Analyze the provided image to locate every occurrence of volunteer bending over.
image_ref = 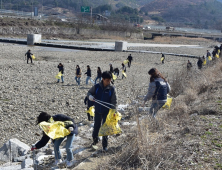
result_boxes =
[143,68,171,118]
[31,112,78,167]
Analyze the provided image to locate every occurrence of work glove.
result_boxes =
[31,145,37,151]
[69,127,74,132]
[89,95,95,101]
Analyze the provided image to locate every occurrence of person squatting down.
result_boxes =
[25,49,33,64]
[57,63,64,83]
[143,68,171,118]
[31,112,78,167]
[75,65,81,85]
[87,71,117,151]
[113,68,119,77]
[85,65,94,85]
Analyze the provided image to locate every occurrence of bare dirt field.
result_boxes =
[0,37,221,169]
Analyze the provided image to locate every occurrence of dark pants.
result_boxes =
[128,60,132,67]
[27,57,32,64]
[162,59,164,64]
[92,113,108,148]
[87,113,93,121]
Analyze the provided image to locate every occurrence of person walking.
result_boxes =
[121,63,126,79]
[85,65,94,85]
[127,54,133,67]
[161,53,165,64]
[25,49,33,64]
[94,67,102,84]
[31,112,78,167]
[206,50,212,61]
[142,68,171,118]
[187,60,192,70]
[197,57,203,69]
[75,65,81,85]
[87,71,117,151]
[109,64,113,73]
[57,63,64,83]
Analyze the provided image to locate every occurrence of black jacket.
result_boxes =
[110,66,113,73]
[97,70,102,78]
[85,68,91,77]
[58,65,64,74]
[87,81,117,115]
[197,59,203,67]
[127,55,133,61]
[84,96,94,108]
[25,51,33,58]
[76,68,81,76]
[35,114,78,149]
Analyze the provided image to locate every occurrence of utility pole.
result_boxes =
[91,6,92,25]
[1,0,2,10]
[42,0,43,18]
[31,1,33,18]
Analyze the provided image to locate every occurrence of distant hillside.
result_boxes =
[141,0,222,29]
[141,0,213,12]
[2,0,153,12]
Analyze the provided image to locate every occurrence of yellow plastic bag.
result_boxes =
[122,70,127,78]
[55,72,62,79]
[203,59,206,65]
[39,121,72,139]
[31,55,35,60]
[218,49,220,54]
[86,106,95,117]
[208,56,212,61]
[99,109,122,136]
[112,73,117,80]
[161,57,164,61]
[162,95,173,109]
[123,59,129,64]
[216,54,219,58]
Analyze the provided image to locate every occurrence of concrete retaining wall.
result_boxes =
[0,27,143,39]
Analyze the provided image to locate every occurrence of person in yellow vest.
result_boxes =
[31,112,78,167]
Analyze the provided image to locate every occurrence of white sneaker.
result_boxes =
[66,160,76,168]
[54,159,62,166]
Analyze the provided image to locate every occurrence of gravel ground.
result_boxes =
[0,38,214,147]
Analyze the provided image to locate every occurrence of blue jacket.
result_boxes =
[144,78,170,103]
[87,81,117,114]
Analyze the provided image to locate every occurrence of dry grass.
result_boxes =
[100,54,222,169]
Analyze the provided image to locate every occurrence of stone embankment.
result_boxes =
[0,27,144,39]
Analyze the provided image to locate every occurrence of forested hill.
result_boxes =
[1,0,154,11]
[141,0,222,29]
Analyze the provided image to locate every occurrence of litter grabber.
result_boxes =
[31,144,37,170]
[94,99,115,108]
[94,100,112,110]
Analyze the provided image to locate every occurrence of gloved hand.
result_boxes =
[31,145,36,151]
[69,127,74,132]
[89,95,95,101]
